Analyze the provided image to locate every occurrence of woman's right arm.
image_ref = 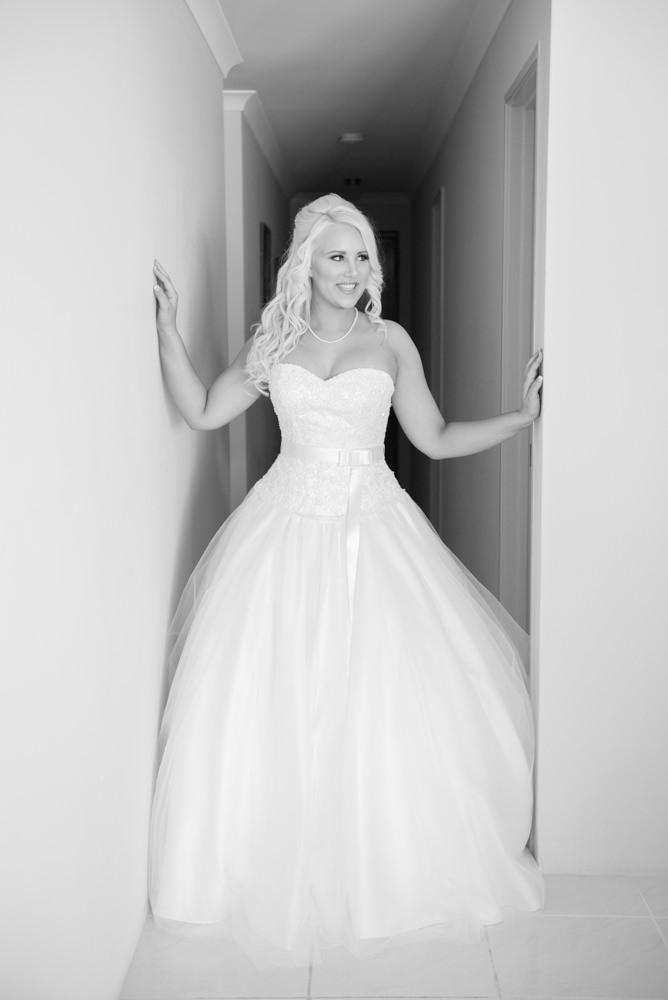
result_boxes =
[153,260,260,430]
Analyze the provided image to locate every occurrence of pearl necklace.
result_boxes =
[307,309,358,344]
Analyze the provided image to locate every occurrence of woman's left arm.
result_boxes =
[389,322,542,460]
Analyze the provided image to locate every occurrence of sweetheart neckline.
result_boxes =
[276,362,395,388]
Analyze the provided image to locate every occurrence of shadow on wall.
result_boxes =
[156,243,231,717]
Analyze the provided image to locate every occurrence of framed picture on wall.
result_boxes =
[260,222,272,305]
[379,231,399,321]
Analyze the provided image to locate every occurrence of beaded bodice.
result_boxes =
[252,364,404,517]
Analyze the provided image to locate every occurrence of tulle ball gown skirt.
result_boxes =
[148,365,544,967]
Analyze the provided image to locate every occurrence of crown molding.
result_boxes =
[224,90,294,197]
[182,0,242,77]
[223,90,255,113]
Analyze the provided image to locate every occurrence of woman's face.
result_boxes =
[309,222,371,310]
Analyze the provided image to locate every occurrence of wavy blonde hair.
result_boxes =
[246,194,385,393]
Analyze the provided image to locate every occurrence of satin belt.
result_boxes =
[280,441,385,616]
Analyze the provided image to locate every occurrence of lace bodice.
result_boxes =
[252,364,405,517]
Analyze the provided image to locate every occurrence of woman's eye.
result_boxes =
[328,253,368,262]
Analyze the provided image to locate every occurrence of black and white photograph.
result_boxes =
[1,2,667,999]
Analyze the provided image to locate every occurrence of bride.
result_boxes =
[148,193,544,967]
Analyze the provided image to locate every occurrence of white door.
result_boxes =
[500,61,537,634]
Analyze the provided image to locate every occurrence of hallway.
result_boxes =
[122,875,668,998]
[2,1,668,999]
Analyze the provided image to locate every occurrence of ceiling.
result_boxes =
[221,0,511,197]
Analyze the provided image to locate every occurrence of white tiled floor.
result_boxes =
[119,875,668,1000]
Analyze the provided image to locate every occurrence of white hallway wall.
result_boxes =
[0,1,235,997]
[536,0,668,872]
[414,0,668,872]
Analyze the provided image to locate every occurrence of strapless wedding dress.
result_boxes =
[148,363,544,967]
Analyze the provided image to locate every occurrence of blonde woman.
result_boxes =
[149,194,544,967]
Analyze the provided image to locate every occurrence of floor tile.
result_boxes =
[542,875,647,917]
[119,918,309,999]
[488,914,668,999]
[310,937,496,997]
[632,876,668,919]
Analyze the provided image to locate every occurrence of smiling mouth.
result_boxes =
[337,283,358,293]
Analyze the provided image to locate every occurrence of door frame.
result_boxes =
[500,54,539,635]
[501,44,549,861]
[430,186,446,533]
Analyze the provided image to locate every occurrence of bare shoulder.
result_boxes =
[384,320,423,373]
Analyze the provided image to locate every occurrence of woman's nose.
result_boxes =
[344,257,358,276]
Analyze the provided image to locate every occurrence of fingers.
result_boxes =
[523,370,542,395]
[153,263,170,287]
[525,347,543,374]
[524,369,543,391]
[520,374,543,423]
[153,258,170,279]
[153,259,177,296]
[523,375,543,411]
[153,259,179,335]
[522,348,543,400]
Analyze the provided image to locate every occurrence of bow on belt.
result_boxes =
[280,441,384,616]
